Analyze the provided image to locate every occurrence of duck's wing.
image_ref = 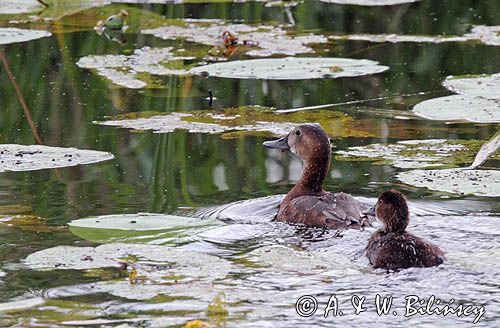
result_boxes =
[278,192,374,229]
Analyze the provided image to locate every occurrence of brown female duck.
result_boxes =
[366,190,445,270]
[263,124,374,229]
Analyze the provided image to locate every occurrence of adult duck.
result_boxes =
[263,123,374,229]
[366,190,445,270]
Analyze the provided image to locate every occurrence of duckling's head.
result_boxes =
[263,124,331,163]
[120,10,129,17]
[375,189,409,233]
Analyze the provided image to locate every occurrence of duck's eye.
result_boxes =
[295,130,301,136]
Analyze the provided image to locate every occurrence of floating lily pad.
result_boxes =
[0,144,114,172]
[143,20,327,57]
[336,139,494,169]
[68,213,223,244]
[398,169,500,197]
[329,25,500,46]
[0,28,51,45]
[24,243,232,280]
[319,0,418,5]
[76,47,193,89]
[443,73,500,101]
[0,0,43,14]
[412,95,500,123]
[189,57,388,80]
[97,106,374,138]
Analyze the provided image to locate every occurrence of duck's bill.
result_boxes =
[362,206,376,217]
[263,136,290,150]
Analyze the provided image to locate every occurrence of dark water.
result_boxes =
[0,0,499,327]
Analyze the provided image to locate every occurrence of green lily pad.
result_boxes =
[76,47,194,89]
[329,25,500,46]
[443,73,500,101]
[0,144,114,172]
[68,213,223,244]
[398,169,500,197]
[319,0,418,5]
[24,243,233,280]
[336,139,495,169]
[468,132,500,169]
[96,106,375,138]
[143,20,327,57]
[0,0,43,14]
[0,28,51,45]
[412,95,500,123]
[189,57,389,80]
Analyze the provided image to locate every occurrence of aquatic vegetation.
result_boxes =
[413,72,500,123]
[0,28,51,45]
[468,132,500,169]
[68,213,223,244]
[143,20,327,57]
[443,73,500,101]
[76,46,194,89]
[336,139,496,169]
[189,57,389,80]
[329,25,500,46]
[398,169,500,197]
[0,144,114,172]
[0,0,43,14]
[320,0,418,5]
[24,243,233,279]
[96,106,374,138]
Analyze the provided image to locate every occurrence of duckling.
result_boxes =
[366,190,445,270]
[263,124,374,229]
[100,10,129,31]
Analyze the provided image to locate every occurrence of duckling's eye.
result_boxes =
[295,130,301,136]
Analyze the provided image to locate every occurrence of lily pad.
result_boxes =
[412,95,500,123]
[329,25,500,46]
[0,28,51,45]
[443,73,500,101]
[0,0,43,14]
[189,57,389,80]
[468,132,500,169]
[97,106,374,138]
[335,139,494,169]
[24,243,232,280]
[398,169,500,197]
[319,0,418,5]
[143,20,327,57]
[0,144,114,172]
[76,46,193,89]
[68,213,223,244]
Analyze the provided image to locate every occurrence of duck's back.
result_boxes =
[277,192,373,229]
[366,230,444,270]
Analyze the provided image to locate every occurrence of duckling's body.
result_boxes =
[366,190,444,270]
[264,124,373,229]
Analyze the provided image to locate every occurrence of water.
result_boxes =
[0,0,499,327]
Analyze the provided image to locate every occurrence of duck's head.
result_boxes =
[120,10,129,17]
[263,124,331,163]
[374,189,409,233]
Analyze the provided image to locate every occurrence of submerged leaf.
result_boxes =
[0,28,51,45]
[189,57,389,80]
[398,169,500,197]
[0,144,114,172]
[412,95,500,123]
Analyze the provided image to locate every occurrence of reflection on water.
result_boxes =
[0,0,499,326]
